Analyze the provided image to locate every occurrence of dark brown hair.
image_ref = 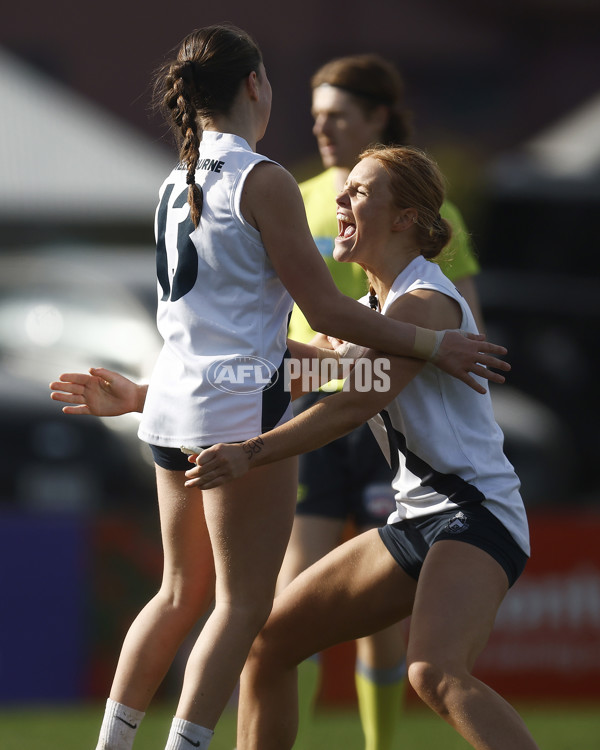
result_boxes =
[153,25,263,226]
[311,54,412,146]
[361,145,451,259]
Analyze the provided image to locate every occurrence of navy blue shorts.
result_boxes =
[379,504,528,588]
[149,444,198,471]
[294,391,396,527]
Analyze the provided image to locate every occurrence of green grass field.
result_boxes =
[1,702,599,750]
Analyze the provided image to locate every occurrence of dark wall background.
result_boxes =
[3,0,599,176]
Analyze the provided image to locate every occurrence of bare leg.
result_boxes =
[109,466,215,710]
[174,456,298,730]
[237,529,417,750]
[277,514,345,591]
[276,515,346,742]
[352,519,406,675]
[407,541,539,750]
[353,523,407,750]
[281,516,407,750]
[355,625,406,675]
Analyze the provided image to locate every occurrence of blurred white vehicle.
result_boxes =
[0,245,162,512]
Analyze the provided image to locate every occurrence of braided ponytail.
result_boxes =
[167,60,204,226]
[152,25,263,227]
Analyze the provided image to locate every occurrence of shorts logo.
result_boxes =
[445,511,470,534]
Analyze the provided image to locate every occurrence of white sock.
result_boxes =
[96,698,145,750]
[165,717,214,750]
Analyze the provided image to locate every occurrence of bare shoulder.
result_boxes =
[242,161,304,228]
[245,160,299,195]
[386,287,462,330]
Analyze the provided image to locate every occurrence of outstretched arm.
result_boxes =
[49,367,147,416]
[185,286,495,489]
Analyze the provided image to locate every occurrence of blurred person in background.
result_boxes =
[284,53,484,750]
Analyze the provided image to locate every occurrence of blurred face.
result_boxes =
[311,85,386,170]
[333,156,396,264]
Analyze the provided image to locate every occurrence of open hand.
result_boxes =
[49,367,145,416]
[435,331,510,394]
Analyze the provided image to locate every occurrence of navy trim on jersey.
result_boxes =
[380,409,486,507]
[261,349,292,433]
[156,183,175,301]
[380,410,400,475]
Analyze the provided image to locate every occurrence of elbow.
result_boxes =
[336,393,378,434]
[304,310,329,335]
[302,295,342,335]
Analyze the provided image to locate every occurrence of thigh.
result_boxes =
[155,465,216,602]
[408,540,509,671]
[264,529,417,667]
[277,514,347,589]
[202,456,299,603]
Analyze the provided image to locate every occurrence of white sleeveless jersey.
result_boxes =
[138,132,294,447]
[366,256,530,556]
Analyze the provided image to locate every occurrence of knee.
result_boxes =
[245,621,285,680]
[233,595,274,641]
[231,581,280,634]
[407,659,454,715]
[157,580,214,624]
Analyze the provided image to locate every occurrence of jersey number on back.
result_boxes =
[156,183,200,302]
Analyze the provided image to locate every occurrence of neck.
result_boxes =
[203,99,260,151]
[364,251,421,309]
[203,120,257,151]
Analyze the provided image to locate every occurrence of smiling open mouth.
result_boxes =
[337,215,356,238]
